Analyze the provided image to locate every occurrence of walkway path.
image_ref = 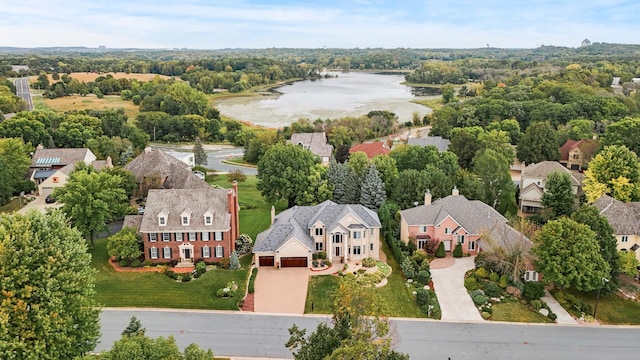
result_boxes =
[542,289,578,325]
[430,256,484,322]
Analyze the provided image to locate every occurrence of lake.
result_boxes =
[215,72,435,128]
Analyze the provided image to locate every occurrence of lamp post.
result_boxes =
[593,277,609,320]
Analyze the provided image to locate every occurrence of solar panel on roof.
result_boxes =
[36,157,60,165]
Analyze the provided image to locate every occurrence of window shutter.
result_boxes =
[169,248,173,258]
[222,247,224,258]
[149,248,153,258]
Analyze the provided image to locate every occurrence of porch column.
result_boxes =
[328,233,333,262]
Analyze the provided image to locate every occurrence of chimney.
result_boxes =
[271,205,275,225]
[424,190,432,206]
[452,187,459,196]
[144,146,152,153]
[36,143,44,150]
[105,156,113,168]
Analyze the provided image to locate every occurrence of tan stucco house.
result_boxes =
[593,195,640,261]
[519,161,582,213]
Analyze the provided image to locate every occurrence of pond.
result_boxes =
[215,72,435,128]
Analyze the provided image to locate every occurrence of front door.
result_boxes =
[444,240,452,252]
[334,246,341,257]
[184,248,191,259]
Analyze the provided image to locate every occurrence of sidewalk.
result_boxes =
[542,290,578,325]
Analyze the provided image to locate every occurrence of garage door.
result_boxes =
[280,257,308,268]
[259,256,274,267]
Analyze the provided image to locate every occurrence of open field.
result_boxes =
[31,72,174,84]
[42,94,140,118]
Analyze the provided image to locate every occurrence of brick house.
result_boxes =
[124,182,239,264]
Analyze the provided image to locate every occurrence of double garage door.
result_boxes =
[258,256,307,267]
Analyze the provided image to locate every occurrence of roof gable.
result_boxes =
[349,142,390,158]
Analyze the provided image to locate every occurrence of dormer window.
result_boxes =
[181,210,191,226]
[158,211,168,227]
[204,210,213,226]
[182,216,189,226]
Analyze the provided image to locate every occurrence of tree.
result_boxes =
[235,234,253,255]
[516,121,560,164]
[371,154,398,192]
[583,145,640,203]
[244,130,279,164]
[0,138,31,204]
[618,250,640,277]
[257,144,319,207]
[449,127,482,169]
[193,136,208,166]
[107,227,142,266]
[0,116,49,147]
[121,316,145,337]
[472,148,515,211]
[441,83,456,104]
[390,169,430,209]
[359,164,387,210]
[533,218,610,291]
[300,164,333,205]
[229,250,240,270]
[346,151,369,177]
[54,168,128,248]
[571,205,620,292]
[286,276,408,360]
[0,210,100,359]
[327,159,350,203]
[541,171,575,219]
[601,117,640,156]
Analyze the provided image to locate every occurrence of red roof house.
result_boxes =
[349,142,390,159]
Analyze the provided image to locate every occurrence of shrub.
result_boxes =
[453,243,463,258]
[523,281,545,301]
[425,239,440,256]
[362,257,376,267]
[407,241,417,255]
[473,295,488,305]
[142,260,152,267]
[130,259,141,268]
[489,272,499,282]
[196,261,207,273]
[411,250,428,265]
[481,312,492,320]
[401,257,417,279]
[227,169,247,183]
[312,260,319,268]
[229,251,240,270]
[548,311,557,321]
[235,234,253,255]
[118,259,128,267]
[419,259,431,271]
[182,273,191,282]
[322,259,332,267]
[168,259,179,267]
[416,288,430,306]
[470,289,485,298]
[499,275,509,288]
[481,305,492,314]
[435,242,446,258]
[464,276,480,291]
[506,286,522,299]
[476,267,489,279]
[357,268,366,274]
[248,268,258,294]
[530,299,543,311]
[416,270,431,285]
[484,282,502,297]
[218,258,230,269]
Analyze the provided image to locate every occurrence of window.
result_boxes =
[622,235,629,243]
[162,233,170,242]
[524,270,539,282]
[315,228,323,236]
[202,232,209,241]
[417,239,426,250]
[468,241,476,251]
[444,228,451,234]
[205,216,212,225]
[370,228,374,235]
[315,242,323,251]
[214,231,223,241]
[149,233,157,242]
[457,235,465,244]
[202,246,211,258]
[150,247,158,259]
[352,231,362,239]
[420,226,427,233]
[163,247,171,259]
[175,232,183,242]
[353,246,361,255]
[333,235,342,243]
[215,245,223,258]
[370,243,374,251]
[159,217,166,226]
[182,216,189,226]
[188,232,196,241]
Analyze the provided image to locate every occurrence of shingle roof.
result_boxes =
[349,142,390,158]
[480,221,533,252]
[254,201,381,252]
[139,188,232,233]
[123,215,143,232]
[287,132,333,157]
[523,161,581,187]
[400,194,507,234]
[125,150,209,190]
[593,195,640,236]
[559,139,600,162]
[407,136,450,152]
[31,148,91,167]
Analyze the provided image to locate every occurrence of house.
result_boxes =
[124,149,210,193]
[593,195,640,261]
[407,136,450,152]
[287,132,333,165]
[29,146,111,196]
[559,139,599,171]
[400,188,523,256]
[253,201,381,268]
[164,150,195,167]
[349,142,390,159]
[123,182,240,265]
[519,161,582,213]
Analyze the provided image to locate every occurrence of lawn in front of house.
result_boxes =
[555,289,640,325]
[91,237,252,309]
[0,198,23,214]
[490,300,552,323]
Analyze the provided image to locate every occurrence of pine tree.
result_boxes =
[193,136,208,166]
[229,251,240,270]
[359,165,387,210]
[343,169,362,204]
[122,316,146,337]
[327,158,349,203]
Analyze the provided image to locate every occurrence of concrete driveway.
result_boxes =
[254,267,310,314]
[431,256,484,322]
[17,195,62,215]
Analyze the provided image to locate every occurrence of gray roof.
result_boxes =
[407,137,450,152]
[31,148,91,167]
[523,161,581,187]
[593,195,640,236]
[287,132,333,157]
[139,188,232,233]
[123,215,143,232]
[254,200,381,252]
[480,221,533,252]
[400,194,507,234]
[125,150,209,190]
[33,169,56,179]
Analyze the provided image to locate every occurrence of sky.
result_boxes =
[1,0,639,49]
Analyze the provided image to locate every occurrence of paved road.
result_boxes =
[99,309,640,359]
[13,77,33,110]
[151,146,257,175]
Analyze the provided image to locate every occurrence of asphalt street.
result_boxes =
[13,77,33,110]
[151,146,257,175]
[99,309,640,359]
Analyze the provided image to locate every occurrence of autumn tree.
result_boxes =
[0,210,101,359]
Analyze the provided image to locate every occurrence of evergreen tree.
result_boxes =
[122,316,146,337]
[193,136,208,166]
[359,164,387,210]
[229,251,240,270]
[327,159,349,203]
[343,169,361,204]
[517,121,560,164]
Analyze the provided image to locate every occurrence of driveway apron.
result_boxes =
[431,256,484,321]
[254,267,309,314]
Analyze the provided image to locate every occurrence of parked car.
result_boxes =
[137,206,145,215]
[45,194,56,203]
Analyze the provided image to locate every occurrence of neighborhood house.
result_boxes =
[253,200,381,268]
[287,132,334,165]
[593,194,640,261]
[519,161,582,213]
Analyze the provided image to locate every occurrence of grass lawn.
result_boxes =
[0,198,23,214]
[304,240,425,318]
[91,237,252,309]
[559,290,640,325]
[223,158,257,167]
[411,98,443,111]
[490,301,552,323]
[42,94,140,119]
[208,175,286,240]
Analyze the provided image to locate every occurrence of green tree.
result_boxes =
[359,164,387,210]
[0,138,31,204]
[300,164,333,206]
[193,136,208,166]
[346,151,369,177]
[516,121,560,164]
[121,316,145,337]
[54,168,128,248]
[243,130,279,164]
[571,205,620,292]
[601,117,640,156]
[472,148,514,210]
[107,227,142,266]
[327,159,350,204]
[371,154,398,192]
[0,210,100,359]
[229,250,240,270]
[390,169,430,209]
[583,145,640,202]
[441,83,456,104]
[257,143,318,207]
[541,171,575,219]
[533,218,610,291]
[0,117,49,147]
[618,250,640,277]
[449,127,482,169]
